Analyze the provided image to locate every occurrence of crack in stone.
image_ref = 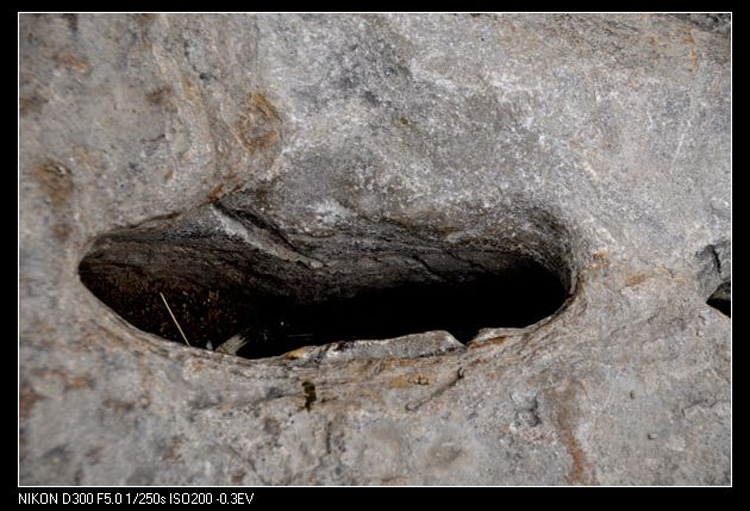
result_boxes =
[210,203,325,270]
[409,255,446,282]
[709,244,723,277]
[405,367,464,412]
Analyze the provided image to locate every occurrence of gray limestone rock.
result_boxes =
[20,13,730,485]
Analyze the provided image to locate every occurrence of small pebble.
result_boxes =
[647,432,658,440]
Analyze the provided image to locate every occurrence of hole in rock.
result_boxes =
[707,281,731,317]
[78,204,575,359]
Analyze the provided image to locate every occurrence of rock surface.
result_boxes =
[19,13,730,485]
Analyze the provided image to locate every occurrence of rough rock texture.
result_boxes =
[19,13,730,485]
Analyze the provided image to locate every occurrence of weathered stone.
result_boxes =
[284,331,466,364]
[20,13,730,485]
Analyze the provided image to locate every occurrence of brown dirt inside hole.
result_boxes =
[79,265,255,348]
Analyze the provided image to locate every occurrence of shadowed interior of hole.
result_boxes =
[232,265,567,358]
[78,209,574,359]
[707,297,730,317]
[80,255,569,359]
[707,281,731,317]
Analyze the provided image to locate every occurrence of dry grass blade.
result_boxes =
[159,291,191,347]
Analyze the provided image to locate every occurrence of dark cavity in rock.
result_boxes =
[78,201,575,359]
[706,281,731,317]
